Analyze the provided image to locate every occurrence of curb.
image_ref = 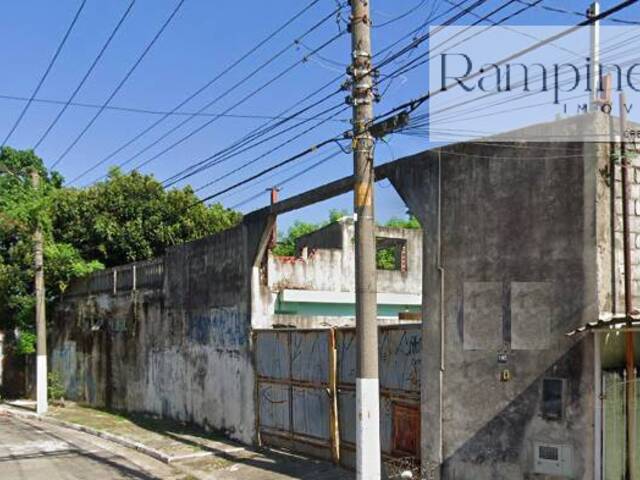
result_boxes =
[0,405,212,465]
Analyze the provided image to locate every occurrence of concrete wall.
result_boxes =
[51,221,268,444]
[269,218,421,294]
[385,138,598,479]
[255,219,423,329]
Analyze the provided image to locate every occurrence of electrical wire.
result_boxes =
[160,0,488,190]
[54,0,187,168]
[194,105,349,194]
[36,1,135,153]
[229,150,342,209]
[1,0,87,148]
[371,0,640,128]
[405,20,640,135]
[194,0,639,209]
[74,7,346,184]
[101,0,473,187]
[71,0,324,182]
[121,29,346,178]
[0,93,350,122]
[189,137,340,208]
[515,0,640,25]
[373,0,428,28]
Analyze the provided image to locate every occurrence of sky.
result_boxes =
[1,0,637,231]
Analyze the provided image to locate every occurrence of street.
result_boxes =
[0,414,176,479]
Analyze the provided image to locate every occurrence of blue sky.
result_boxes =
[1,0,636,230]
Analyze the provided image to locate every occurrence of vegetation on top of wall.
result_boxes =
[272,209,348,257]
[272,209,421,270]
[0,147,242,354]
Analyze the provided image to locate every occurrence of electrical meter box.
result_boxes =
[533,442,573,477]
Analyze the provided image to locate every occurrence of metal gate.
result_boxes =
[603,371,640,479]
[254,324,421,466]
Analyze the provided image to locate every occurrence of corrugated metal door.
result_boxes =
[255,329,338,461]
[603,371,640,479]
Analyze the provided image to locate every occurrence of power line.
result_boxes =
[99,0,470,187]
[1,0,87,148]
[53,0,187,168]
[373,0,428,28]
[0,92,350,122]
[377,0,533,85]
[230,150,343,209]
[35,1,136,152]
[515,0,640,25]
[163,88,345,188]
[371,0,640,128]
[74,4,345,184]
[70,0,324,181]
[196,0,638,209]
[159,0,483,189]
[190,137,339,208]
[403,12,640,132]
[193,105,349,194]
[123,30,346,177]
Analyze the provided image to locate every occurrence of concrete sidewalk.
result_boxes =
[1,401,354,480]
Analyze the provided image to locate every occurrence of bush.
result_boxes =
[48,370,65,402]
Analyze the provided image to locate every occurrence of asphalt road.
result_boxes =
[0,413,177,480]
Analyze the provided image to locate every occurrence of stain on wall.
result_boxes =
[51,223,260,444]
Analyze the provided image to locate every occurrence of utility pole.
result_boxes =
[589,1,601,109]
[619,92,637,480]
[31,170,48,415]
[267,187,280,249]
[349,1,381,478]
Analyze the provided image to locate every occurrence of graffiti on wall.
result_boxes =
[187,306,248,350]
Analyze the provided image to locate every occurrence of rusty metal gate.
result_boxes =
[254,324,421,467]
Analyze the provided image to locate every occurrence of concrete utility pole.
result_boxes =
[31,170,48,415]
[349,0,381,478]
[619,92,637,480]
[589,1,601,109]
[267,187,280,249]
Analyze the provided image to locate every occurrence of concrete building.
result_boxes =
[50,112,640,478]
[255,217,422,328]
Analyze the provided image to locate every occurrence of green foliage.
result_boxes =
[16,330,36,355]
[272,209,348,257]
[48,370,65,401]
[376,247,397,270]
[45,243,103,293]
[382,214,421,229]
[1,150,241,352]
[375,214,420,269]
[50,168,242,267]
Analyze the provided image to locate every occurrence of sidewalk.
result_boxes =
[1,401,353,480]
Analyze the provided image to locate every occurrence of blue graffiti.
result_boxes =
[187,307,248,348]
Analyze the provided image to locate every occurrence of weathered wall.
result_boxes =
[609,147,640,310]
[51,222,266,444]
[268,219,422,295]
[385,139,597,479]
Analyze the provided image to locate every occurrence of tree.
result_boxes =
[1,151,242,354]
[50,167,242,267]
[383,214,421,230]
[0,147,102,353]
[271,210,421,267]
[272,209,348,256]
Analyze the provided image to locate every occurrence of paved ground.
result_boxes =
[0,406,355,479]
[0,413,179,479]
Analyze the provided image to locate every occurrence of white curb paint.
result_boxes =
[36,355,48,415]
[356,377,381,480]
